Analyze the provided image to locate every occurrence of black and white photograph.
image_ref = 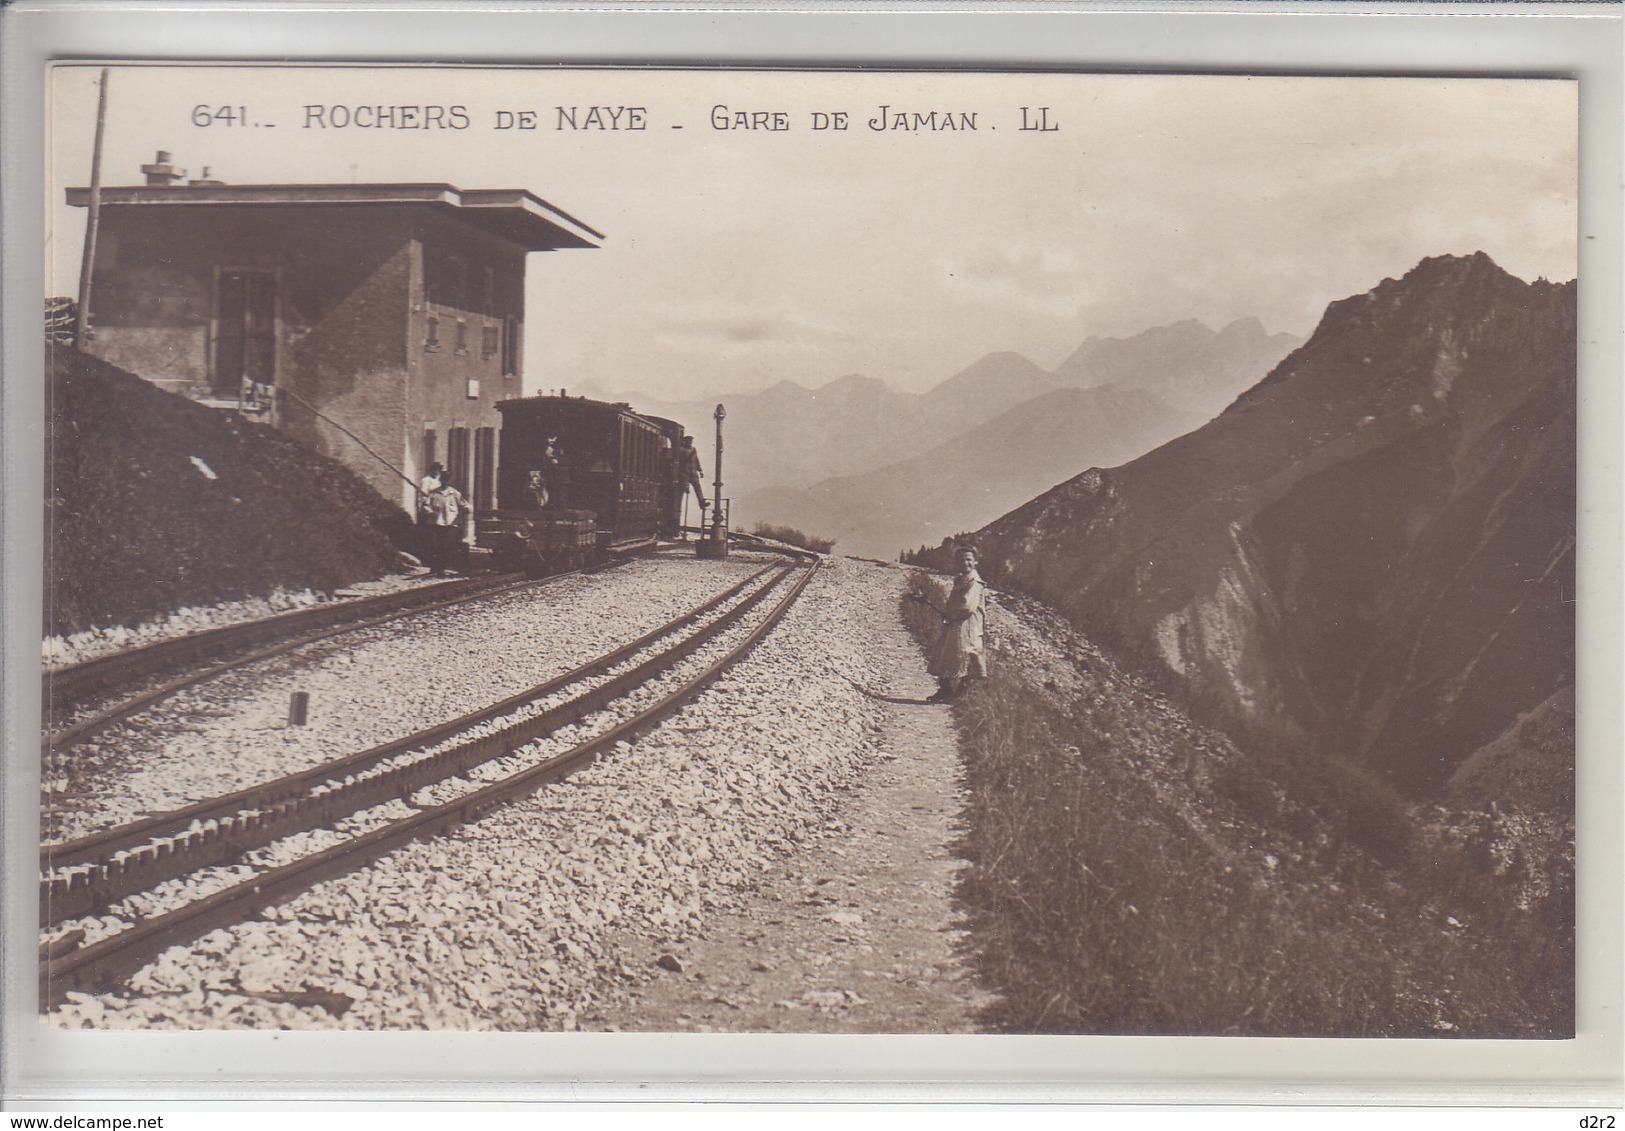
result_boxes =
[36,61,1581,1044]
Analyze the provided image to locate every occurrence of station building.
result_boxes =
[66,151,603,512]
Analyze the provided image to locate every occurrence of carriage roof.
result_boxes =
[495,394,679,436]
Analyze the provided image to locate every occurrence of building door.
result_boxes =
[474,427,496,510]
[215,270,277,399]
[447,427,470,493]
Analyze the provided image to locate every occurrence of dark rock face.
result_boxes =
[47,347,411,636]
[975,253,1575,797]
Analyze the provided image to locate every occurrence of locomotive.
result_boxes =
[476,394,710,573]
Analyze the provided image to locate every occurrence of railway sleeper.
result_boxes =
[45,574,526,717]
[39,566,796,928]
[43,564,778,873]
[40,561,817,1007]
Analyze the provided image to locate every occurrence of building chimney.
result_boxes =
[141,150,186,186]
[189,167,224,186]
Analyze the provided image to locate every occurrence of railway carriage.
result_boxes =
[479,394,693,573]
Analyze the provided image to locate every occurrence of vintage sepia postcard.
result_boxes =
[22,51,1604,1094]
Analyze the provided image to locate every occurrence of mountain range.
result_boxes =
[744,385,1204,560]
[588,317,1299,558]
[1057,316,1302,420]
[970,253,1575,800]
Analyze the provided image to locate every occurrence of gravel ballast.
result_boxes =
[48,556,917,1031]
[45,556,767,843]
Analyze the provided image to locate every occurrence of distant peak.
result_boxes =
[1129,320,1217,347]
[970,350,1043,368]
[1217,316,1266,337]
[817,373,889,396]
[762,379,811,396]
[947,351,1048,382]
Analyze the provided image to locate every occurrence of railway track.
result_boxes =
[40,553,818,1008]
[41,561,642,755]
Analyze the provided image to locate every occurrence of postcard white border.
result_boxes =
[2,0,1620,1108]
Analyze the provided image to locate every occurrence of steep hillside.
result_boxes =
[908,581,1571,1036]
[1055,317,1302,419]
[739,384,1201,560]
[974,253,1575,797]
[47,347,412,636]
[1445,686,1575,817]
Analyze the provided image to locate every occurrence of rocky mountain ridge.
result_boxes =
[971,253,1575,799]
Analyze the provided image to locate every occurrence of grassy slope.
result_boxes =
[47,347,413,637]
[904,575,1573,1037]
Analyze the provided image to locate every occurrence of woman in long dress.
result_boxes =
[926,544,988,703]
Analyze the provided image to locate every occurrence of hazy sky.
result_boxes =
[48,66,1577,400]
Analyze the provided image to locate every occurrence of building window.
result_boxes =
[481,324,499,360]
[424,249,443,307]
[501,316,519,377]
[466,376,481,399]
[421,428,437,478]
[425,247,466,309]
[454,319,468,355]
[425,315,440,351]
[453,259,469,310]
[215,269,277,398]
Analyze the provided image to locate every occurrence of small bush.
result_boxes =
[900,536,972,572]
[751,522,836,554]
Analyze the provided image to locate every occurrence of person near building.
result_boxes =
[426,475,469,576]
[416,462,445,572]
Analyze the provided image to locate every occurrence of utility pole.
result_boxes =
[73,68,110,352]
[698,402,729,559]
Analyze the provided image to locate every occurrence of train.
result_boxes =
[473,394,711,573]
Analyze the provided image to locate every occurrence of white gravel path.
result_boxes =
[49,557,911,1031]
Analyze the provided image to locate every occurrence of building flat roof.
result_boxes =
[65,182,604,251]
